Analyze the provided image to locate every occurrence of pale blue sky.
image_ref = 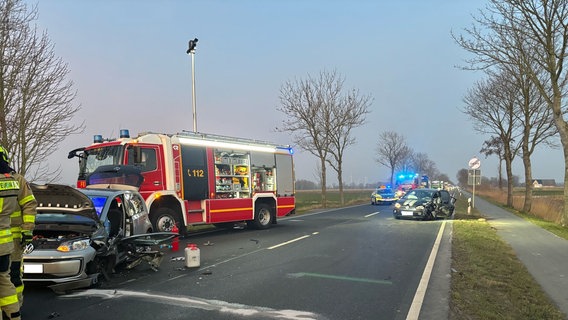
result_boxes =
[28,0,564,185]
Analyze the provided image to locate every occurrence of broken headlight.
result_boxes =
[57,239,90,252]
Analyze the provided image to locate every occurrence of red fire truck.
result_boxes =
[68,129,296,234]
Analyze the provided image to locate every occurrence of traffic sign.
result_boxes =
[468,169,481,185]
[468,157,481,170]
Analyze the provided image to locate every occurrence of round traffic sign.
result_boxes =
[468,157,481,169]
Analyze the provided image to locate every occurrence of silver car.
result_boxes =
[23,165,176,293]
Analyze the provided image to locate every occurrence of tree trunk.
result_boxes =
[503,141,514,207]
[320,157,327,208]
[338,166,344,205]
[498,158,503,190]
[522,152,533,213]
[551,94,568,226]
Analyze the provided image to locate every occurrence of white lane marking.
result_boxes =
[64,289,323,320]
[406,220,447,320]
[365,212,380,218]
[268,235,311,250]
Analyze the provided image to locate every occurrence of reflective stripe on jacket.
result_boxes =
[0,174,19,255]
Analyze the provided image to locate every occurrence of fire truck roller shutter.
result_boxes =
[275,153,294,196]
[180,144,209,200]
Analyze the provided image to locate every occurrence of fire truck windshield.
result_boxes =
[79,146,125,178]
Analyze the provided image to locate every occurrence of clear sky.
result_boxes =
[27,0,565,186]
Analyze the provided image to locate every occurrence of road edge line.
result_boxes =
[406,220,447,320]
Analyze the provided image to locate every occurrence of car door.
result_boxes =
[437,190,454,217]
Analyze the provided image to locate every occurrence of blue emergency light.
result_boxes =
[120,129,130,138]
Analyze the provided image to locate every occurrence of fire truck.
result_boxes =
[68,129,296,234]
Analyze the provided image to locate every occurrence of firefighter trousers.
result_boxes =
[9,242,23,307]
[0,254,19,320]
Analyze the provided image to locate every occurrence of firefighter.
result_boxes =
[0,146,22,320]
[3,151,35,307]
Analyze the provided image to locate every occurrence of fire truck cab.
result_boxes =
[68,130,296,234]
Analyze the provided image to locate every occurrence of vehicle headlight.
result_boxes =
[416,205,424,210]
[57,239,90,252]
[394,203,401,209]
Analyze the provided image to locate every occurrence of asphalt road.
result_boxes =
[22,203,448,320]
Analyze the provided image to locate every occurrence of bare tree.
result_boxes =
[278,69,371,206]
[462,71,522,207]
[514,67,558,212]
[411,152,438,178]
[480,136,505,190]
[0,0,83,182]
[375,131,412,187]
[326,85,372,205]
[454,0,568,225]
[277,70,333,207]
[456,168,469,187]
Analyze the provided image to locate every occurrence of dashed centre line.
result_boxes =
[268,232,317,250]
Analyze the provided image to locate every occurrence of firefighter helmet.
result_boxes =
[0,145,8,163]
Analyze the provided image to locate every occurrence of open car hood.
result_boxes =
[86,165,144,190]
[31,184,99,221]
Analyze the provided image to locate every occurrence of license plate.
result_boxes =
[23,264,43,274]
[401,211,413,216]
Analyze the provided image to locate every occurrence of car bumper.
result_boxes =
[393,209,424,219]
[23,248,96,283]
[372,197,398,204]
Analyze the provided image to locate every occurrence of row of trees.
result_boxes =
[374,131,451,187]
[453,0,568,225]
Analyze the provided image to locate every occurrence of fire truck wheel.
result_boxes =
[249,203,273,230]
[152,208,183,233]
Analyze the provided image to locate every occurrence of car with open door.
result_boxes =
[23,165,177,293]
[392,188,456,220]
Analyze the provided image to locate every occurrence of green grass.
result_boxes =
[450,197,565,320]
[515,211,568,240]
[475,192,568,240]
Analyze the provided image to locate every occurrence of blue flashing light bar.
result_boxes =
[120,129,130,138]
[93,135,103,143]
[276,146,294,155]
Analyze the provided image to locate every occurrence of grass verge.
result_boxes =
[450,196,565,320]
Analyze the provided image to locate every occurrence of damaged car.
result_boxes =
[23,165,177,293]
[392,188,456,220]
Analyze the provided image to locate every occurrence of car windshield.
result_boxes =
[376,188,393,194]
[80,145,124,178]
[403,189,435,200]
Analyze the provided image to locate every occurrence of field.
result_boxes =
[295,189,371,213]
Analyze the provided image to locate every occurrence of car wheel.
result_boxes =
[151,207,185,233]
[249,203,273,229]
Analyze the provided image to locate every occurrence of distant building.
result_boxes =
[532,179,556,188]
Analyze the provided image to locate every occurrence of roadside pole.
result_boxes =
[468,157,481,211]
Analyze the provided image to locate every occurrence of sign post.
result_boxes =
[468,157,481,210]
